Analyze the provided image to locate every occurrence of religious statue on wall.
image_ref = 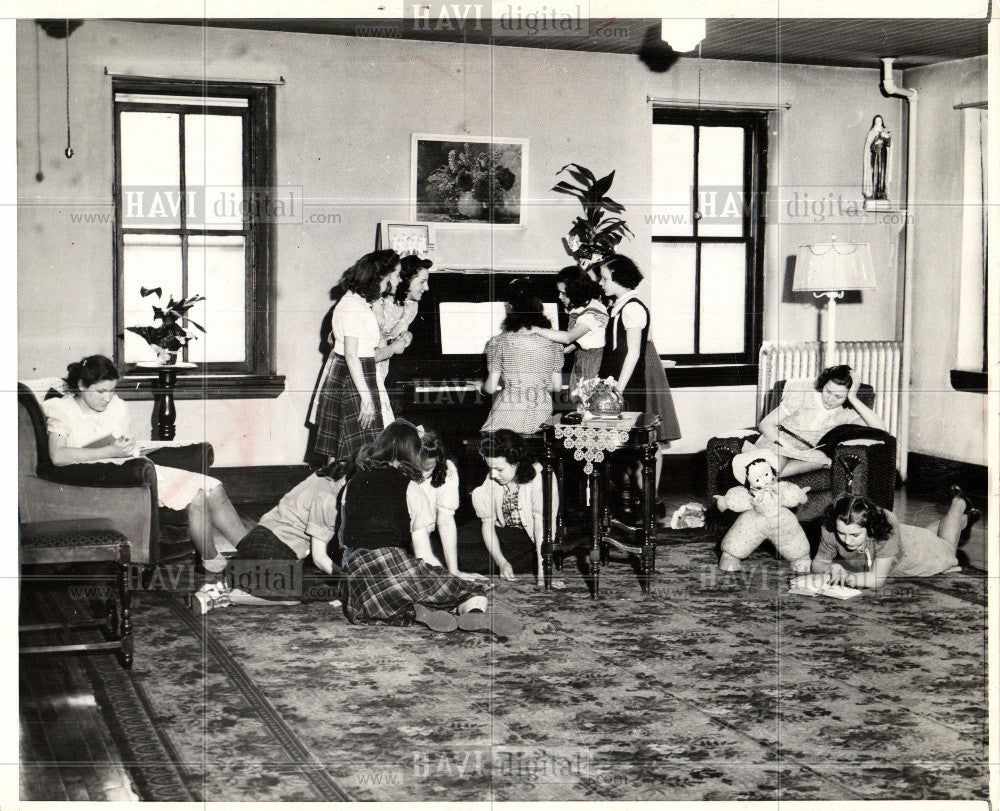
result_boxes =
[862,115,891,202]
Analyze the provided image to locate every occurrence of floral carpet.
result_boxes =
[107,540,987,802]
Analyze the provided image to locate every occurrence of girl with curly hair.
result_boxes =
[311,250,403,463]
[371,254,432,399]
[481,286,563,435]
[469,430,561,588]
[809,489,979,589]
[338,420,518,637]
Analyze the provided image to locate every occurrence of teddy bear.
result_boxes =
[714,445,811,573]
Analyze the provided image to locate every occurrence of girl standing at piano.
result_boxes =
[597,254,650,409]
[530,268,608,400]
[372,255,432,411]
[312,250,405,464]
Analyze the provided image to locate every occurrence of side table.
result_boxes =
[135,361,198,441]
[542,413,659,596]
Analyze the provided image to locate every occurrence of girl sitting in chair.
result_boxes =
[44,355,246,573]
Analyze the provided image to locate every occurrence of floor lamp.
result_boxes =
[793,240,876,370]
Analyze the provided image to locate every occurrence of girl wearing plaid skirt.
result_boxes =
[312,250,407,464]
[339,420,520,637]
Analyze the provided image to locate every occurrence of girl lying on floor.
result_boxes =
[339,419,521,638]
[211,460,352,607]
[806,489,981,589]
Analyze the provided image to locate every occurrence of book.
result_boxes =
[788,575,863,600]
[83,434,118,449]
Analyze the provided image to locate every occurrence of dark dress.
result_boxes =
[599,297,649,412]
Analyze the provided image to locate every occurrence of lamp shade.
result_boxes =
[793,241,876,292]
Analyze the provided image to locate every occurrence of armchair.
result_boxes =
[18,381,214,566]
[706,379,896,523]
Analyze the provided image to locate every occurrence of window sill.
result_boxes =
[950,370,987,393]
[117,372,286,400]
[661,363,758,388]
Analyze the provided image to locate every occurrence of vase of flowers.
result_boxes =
[126,287,205,365]
[573,376,624,418]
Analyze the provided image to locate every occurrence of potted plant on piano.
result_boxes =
[125,287,205,365]
[552,163,633,268]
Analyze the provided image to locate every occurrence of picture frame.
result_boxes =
[379,221,435,259]
[410,133,528,228]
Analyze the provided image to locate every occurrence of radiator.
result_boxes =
[758,341,902,463]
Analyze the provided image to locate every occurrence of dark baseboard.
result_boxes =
[906,452,988,499]
[211,464,313,506]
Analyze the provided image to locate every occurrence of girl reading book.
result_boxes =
[809,489,980,589]
[44,355,247,572]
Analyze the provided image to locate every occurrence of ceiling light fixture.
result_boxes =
[660,18,706,53]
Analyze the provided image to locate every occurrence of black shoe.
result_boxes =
[950,484,982,529]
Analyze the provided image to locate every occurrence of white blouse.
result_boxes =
[331,291,380,358]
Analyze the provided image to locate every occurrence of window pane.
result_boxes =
[185,114,244,229]
[699,243,746,354]
[122,234,183,363]
[186,235,247,363]
[649,242,696,354]
[698,127,745,237]
[651,124,694,236]
[120,112,180,229]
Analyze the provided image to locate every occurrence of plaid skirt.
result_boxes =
[341,547,486,626]
[313,355,386,461]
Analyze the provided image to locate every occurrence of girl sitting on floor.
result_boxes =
[807,489,981,589]
[418,429,488,584]
[470,430,562,589]
[339,419,519,637]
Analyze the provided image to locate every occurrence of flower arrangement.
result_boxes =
[572,376,624,417]
[424,144,518,220]
[126,287,205,364]
[552,163,633,267]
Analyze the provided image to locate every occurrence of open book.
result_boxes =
[788,575,863,600]
[774,425,827,462]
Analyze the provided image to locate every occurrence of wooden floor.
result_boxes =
[18,479,987,801]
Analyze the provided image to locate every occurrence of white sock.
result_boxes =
[202,553,228,573]
[457,595,488,614]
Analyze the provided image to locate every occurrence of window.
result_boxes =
[650,108,767,383]
[112,78,282,395]
[952,104,987,392]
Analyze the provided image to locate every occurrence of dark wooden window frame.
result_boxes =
[651,107,768,387]
[112,76,283,400]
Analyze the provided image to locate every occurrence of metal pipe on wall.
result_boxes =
[880,57,917,482]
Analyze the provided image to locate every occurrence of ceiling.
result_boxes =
[147,16,988,70]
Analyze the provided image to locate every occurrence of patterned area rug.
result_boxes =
[113,540,986,802]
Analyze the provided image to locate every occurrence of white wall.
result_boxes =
[18,20,917,464]
[903,56,989,466]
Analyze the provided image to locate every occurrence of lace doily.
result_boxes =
[554,423,632,474]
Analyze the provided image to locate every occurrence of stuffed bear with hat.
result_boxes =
[714,444,812,572]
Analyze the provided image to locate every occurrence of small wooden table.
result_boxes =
[135,361,197,441]
[541,413,659,596]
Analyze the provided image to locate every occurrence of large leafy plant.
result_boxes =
[126,287,205,358]
[552,163,633,266]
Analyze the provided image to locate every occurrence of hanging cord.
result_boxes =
[34,23,43,180]
[63,19,73,159]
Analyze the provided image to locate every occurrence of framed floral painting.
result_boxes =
[411,134,527,227]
